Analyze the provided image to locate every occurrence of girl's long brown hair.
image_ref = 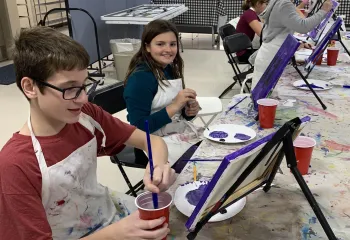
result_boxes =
[242,0,268,10]
[124,19,184,88]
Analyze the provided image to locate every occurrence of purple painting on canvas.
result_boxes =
[251,34,300,111]
[307,0,339,41]
[305,17,342,73]
[185,116,311,231]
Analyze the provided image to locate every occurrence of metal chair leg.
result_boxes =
[125,180,144,196]
[203,114,218,128]
[219,82,237,99]
[111,156,137,197]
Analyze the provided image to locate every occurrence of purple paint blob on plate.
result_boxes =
[185,184,208,206]
[234,133,251,141]
[298,83,325,89]
[209,131,228,139]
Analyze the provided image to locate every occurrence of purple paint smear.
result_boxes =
[209,131,228,139]
[234,133,251,141]
[185,184,208,206]
[297,83,324,89]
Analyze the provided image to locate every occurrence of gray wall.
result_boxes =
[68,0,149,65]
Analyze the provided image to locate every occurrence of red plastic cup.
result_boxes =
[135,192,173,240]
[300,9,307,16]
[257,99,279,129]
[312,46,323,65]
[293,136,316,175]
[327,47,339,66]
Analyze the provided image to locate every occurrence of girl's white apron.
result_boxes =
[151,79,203,165]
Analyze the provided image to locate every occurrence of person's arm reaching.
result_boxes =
[125,71,197,133]
[280,0,332,34]
[244,10,262,36]
[124,128,176,193]
[249,20,263,36]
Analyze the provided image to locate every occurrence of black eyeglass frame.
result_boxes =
[34,77,100,100]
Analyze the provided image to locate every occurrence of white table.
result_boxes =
[101,4,188,51]
[101,4,188,25]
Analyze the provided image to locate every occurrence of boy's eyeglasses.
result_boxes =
[34,77,100,100]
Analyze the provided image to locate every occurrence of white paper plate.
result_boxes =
[204,124,256,144]
[293,79,332,91]
[174,181,246,222]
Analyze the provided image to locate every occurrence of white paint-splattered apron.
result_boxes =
[151,79,203,166]
[251,34,288,90]
[28,113,137,239]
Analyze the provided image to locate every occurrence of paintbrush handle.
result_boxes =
[193,163,197,182]
[144,121,154,177]
[226,96,248,114]
[152,193,158,209]
[182,159,222,162]
[144,120,158,209]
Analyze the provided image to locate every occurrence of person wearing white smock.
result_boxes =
[0,26,176,240]
[251,0,333,90]
[124,20,203,167]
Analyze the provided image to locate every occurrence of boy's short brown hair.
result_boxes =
[12,26,90,96]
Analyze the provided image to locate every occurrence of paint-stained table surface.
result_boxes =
[167,63,350,240]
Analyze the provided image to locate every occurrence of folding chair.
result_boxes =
[194,97,223,129]
[88,82,146,197]
[219,24,252,69]
[219,23,236,40]
[219,33,255,98]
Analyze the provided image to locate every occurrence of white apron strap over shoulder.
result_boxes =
[27,115,51,207]
[79,112,106,147]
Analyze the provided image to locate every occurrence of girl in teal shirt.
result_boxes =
[124,20,203,166]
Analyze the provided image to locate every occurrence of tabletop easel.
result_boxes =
[186,117,337,240]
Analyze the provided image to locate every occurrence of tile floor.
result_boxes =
[0,32,245,194]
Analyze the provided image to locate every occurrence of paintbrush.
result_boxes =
[182,159,222,162]
[327,83,350,88]
[193,162,197,182]
[225,96,248,115]
[144,120,158,209]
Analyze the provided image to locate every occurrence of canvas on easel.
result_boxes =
[304,16,343,75]
[307,0,339,42]
[288,17,343,111]
[251,34,300,111]
[185,116,338,240]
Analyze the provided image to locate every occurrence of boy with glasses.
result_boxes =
[0,26,175,240]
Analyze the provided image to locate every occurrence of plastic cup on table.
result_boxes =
[257,99,279,129]
[327,47,340,66]
[293,136,316,175]
[135,191,173,240]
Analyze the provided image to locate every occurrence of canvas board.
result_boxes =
[185,117,310,231]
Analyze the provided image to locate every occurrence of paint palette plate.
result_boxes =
[204,124,256,144]
[293,79,332,91]
[174,181,246,222]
